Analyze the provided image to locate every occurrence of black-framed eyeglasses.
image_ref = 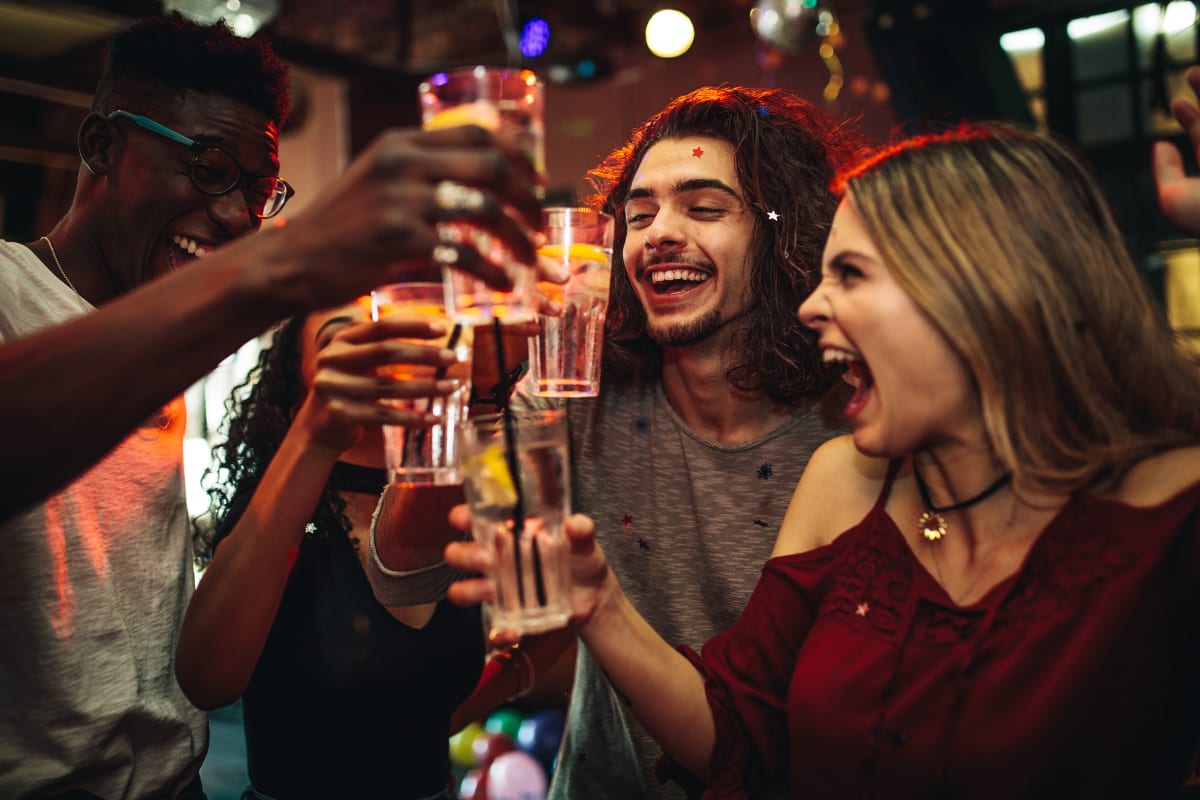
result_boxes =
[108,110,295,219]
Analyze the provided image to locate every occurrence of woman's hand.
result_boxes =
[295,315,460,455]
[445,506,617,632]
[1154,65,1200,236]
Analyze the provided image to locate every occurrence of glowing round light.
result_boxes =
[645,9,695,58]
[520,17,551,58]
[751,0,823,54]
[230,13,258,36]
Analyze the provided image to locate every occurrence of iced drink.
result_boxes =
[420,67,544,322]
[529,207,615,397]
[461,411,572,637]
[370,283,474,485]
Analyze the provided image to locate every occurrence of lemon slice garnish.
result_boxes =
[424,103,501,131]
[466,444,518,507]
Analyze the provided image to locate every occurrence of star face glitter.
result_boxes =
[692,145,704,158]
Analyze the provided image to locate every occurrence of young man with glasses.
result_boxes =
[0,13,543,800]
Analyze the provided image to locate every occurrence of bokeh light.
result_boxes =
[645,9,695,58]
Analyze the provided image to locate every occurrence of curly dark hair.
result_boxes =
[589,85,869,406]
[194,315,348,566]
[92,12,291,128]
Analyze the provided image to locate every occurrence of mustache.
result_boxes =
[638,252,714,277]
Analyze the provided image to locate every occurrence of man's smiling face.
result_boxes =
[621,136,756,348]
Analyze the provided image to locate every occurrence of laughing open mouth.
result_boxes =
[649,268,709,295]
[168,235,211,271]
[824,349,874,416]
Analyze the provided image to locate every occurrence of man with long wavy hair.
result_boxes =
[456,86,868,799]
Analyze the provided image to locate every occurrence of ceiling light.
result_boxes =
[645,9,695,58]
[999,27,1045,53]
[162,0,279,37]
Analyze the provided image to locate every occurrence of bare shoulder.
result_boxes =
[772,435,890,558]
[1111,445,1200,506]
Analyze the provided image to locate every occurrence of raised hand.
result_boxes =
[243,124,548,316]
[445,507,616,632]
[293,314,460,456]
[1154,65,1200,236]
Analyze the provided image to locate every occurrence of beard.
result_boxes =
[645,309,723,347]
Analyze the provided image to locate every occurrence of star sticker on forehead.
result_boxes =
[692,146,704,158]
[767,210,780,222]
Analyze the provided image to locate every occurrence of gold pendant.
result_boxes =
[919,510,947,542]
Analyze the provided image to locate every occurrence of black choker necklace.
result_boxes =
[912,462,1012,542]
[327,462,388,495]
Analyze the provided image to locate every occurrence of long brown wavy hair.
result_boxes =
[589,85,869,406]
[194,315,349,566]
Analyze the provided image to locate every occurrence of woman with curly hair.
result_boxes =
[176,301,521,799]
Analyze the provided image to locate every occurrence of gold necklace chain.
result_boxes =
[41,236,82,301]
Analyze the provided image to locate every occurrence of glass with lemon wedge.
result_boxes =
[460,410,572,637]
[531,208,614,397]
[418,66,544,323]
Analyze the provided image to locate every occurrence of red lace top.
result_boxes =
[683,464,1200,799]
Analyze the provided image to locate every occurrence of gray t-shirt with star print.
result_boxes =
[518,378,843,799]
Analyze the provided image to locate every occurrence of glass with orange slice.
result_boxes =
[418,66,545,323]
[369,282,474,485]
[530,208,615,397]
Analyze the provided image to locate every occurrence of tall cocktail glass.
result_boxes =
[530,207,614,397]
[460,410,572,637]
[419,66,544,323]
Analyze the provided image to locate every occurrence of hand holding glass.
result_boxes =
[460,410,572,638]
[420,66,545,322]
[370,282,473,486]
[531,207,614,397]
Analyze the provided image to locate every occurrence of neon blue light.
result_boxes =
[520,18,551,58]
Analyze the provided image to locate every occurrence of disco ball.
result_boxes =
[750,0,829,55]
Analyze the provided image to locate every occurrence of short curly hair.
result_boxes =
[92,12,290,128]
[590,85,869,406]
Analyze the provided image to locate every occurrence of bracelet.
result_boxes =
[494,644,535,699]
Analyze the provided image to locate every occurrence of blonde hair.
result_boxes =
[841,124,1200,493]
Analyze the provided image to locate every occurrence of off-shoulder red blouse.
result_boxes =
[682,466,1200,799]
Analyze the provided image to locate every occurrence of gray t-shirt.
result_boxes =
[522,379,843,799]
[0,241,207,799]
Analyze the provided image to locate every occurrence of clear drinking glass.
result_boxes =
[419,66,545,323]
[530,207,614,397]
[460,410,572,637]
[370,282,474,485]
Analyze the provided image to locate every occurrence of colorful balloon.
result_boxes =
[460,768,487,800]
[515,709,565,772]
[484,706,525,741]
[486,750,547,800]
[473,731,517,770]
[449,721,485,769]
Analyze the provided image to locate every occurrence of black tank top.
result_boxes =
[218,500,484,799]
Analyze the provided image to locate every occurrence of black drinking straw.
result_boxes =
[492,317,545,607]
[407,323,463,459]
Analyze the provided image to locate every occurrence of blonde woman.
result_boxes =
[450,123,1200,797]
